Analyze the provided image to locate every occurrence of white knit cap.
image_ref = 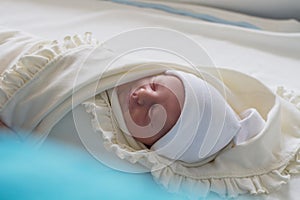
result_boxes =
[151,70,241,163]
[111,70,242,163]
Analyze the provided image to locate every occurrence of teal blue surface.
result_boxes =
[0,134,188,200]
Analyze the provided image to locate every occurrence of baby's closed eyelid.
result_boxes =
[149,82,157,91]
[149,77,158,91]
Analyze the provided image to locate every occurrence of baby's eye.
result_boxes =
[150,77,158,91]
[150,82,156,91]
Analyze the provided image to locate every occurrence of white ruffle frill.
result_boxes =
[0,32,98,110]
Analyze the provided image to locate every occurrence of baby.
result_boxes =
[111,70,266,163]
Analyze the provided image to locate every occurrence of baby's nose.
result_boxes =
[134,87,157,106]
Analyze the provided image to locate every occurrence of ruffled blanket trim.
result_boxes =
[276,86,300,110]
[82,87,300,198]
[0,32,99,109]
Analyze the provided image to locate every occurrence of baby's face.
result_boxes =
[116,74,185,146]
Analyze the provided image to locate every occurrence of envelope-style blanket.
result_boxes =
[1,27,300,198]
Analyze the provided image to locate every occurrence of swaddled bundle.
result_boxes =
[111,69,265,163]
[1,27,300,199]
[84,65,300,198]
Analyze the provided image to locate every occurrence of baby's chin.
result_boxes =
[131,126,168,148]
[133,133,161,147]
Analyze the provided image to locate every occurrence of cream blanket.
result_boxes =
[1,27,300,199]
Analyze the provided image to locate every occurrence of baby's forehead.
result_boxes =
[139,73,181,84]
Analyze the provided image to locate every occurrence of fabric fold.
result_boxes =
[0,30,100,135]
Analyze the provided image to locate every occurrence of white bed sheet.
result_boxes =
[163,0,300,20]
[1,0,300,199]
